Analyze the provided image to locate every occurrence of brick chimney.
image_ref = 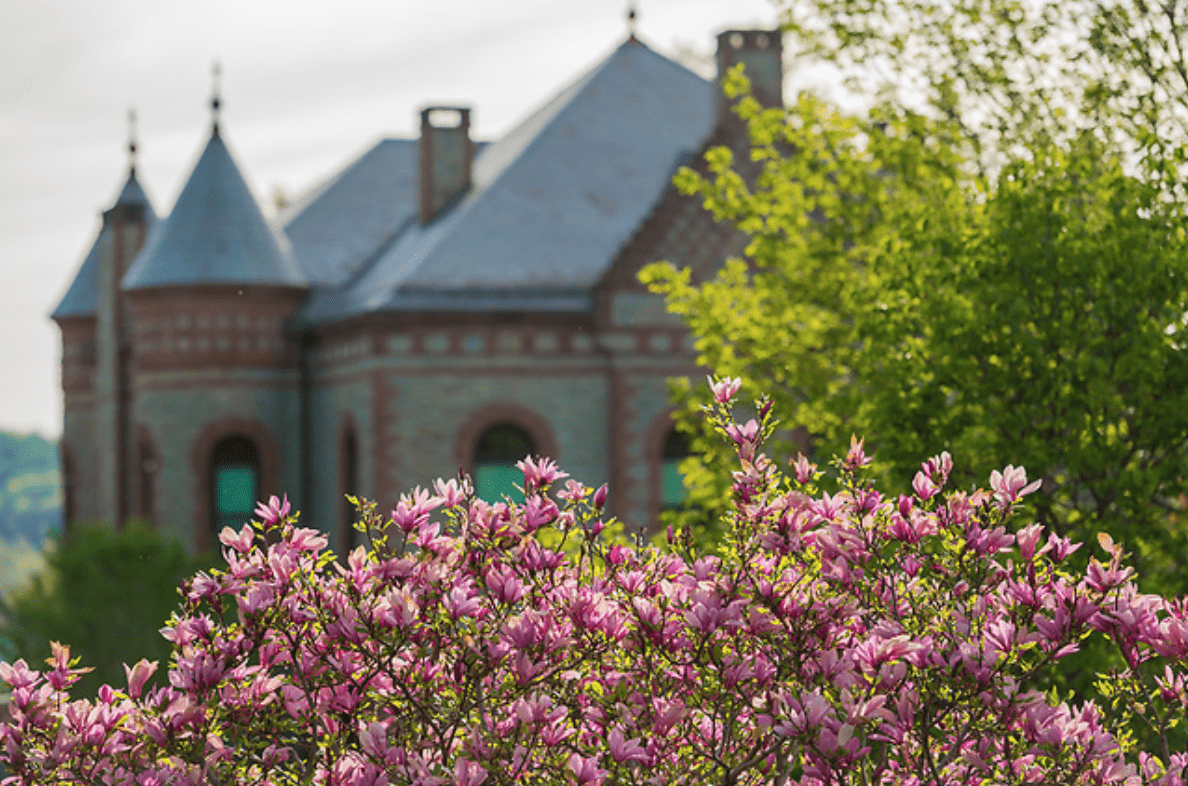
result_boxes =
[419,106,473,224]
[715,30,783,127]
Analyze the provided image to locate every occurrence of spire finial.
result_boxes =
[210,60,222,135]
[127,107,138,177]
[627,3,638,40]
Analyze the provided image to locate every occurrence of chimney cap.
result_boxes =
[421,106,471,129]
[717,29,780,51]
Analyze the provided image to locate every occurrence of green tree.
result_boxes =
[0,524,213,696]
[781,0,1188,170]
[643,70,1188,591]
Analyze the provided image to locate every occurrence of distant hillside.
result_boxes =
[0,432,61,545]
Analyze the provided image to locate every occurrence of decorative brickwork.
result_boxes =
[126,286,305,373]
[58,317,98,395]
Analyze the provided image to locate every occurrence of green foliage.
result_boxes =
[0,523,214,696]
[779,0,1188,170]
[644,68,1188,593]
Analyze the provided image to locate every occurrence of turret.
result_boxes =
[120,70,308,550]
[51,109,156,530]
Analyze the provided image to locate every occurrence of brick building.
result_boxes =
[51,27,782,553]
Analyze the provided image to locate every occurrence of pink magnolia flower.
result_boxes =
[123,659,159,700]
[0,659,39,690]
[447,581,483,619]
[911,471,938,501]
[434,477,470,508]
[607,727,649,764]
[1047,532,1081,562]
[709,375,742,404]
[516,455,568,491]
[254,494,291,527]
[1016,522,1046,561]
[845,434,872,471]
[791,453,817,484]
[989,465,1042,506]
[391,486,441,533]
[485,565,526,604]
[1086,559,1135,594]
[288,527,328,553]
[219,523,254,554]
[559,479,590,503]
[921,451,953,483]
[454,758,488,786]
[725,419,759,447]
[568,754,607,786]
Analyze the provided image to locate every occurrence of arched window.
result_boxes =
[210,436,260,535]
[60,446,74,538]
[662,429,692,509]
[340,426,363,554]
[138,439,157,526]
[474,424,535,504]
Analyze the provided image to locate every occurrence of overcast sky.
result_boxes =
[0,0,788,438]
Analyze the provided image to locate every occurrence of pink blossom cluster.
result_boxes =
[3,382,1188,784]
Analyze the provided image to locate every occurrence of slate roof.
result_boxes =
[52,172,157,319]
[281,139,492,287]
[281,139,419,287]
[123,131,306,291]
[299,37,715,322]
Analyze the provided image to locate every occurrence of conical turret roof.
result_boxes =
[123,131,306,290]
[52,171,156,319]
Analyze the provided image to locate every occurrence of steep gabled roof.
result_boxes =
[52,172,157,319]
[301,37,714,321]
[123,132,306,291]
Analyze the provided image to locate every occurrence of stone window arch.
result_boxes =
[190,417,281,552]
[473,424,536,503]
[210,436,261,538]
[455,404,557,505]
[646,411,694,532]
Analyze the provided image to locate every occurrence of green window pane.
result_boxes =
[662,459,687,508]
[217,466,257,515]
[475,464,524,504]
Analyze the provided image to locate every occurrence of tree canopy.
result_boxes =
[642,66,1188,591]
[0,523,213,697]
[780,0,1188,170]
